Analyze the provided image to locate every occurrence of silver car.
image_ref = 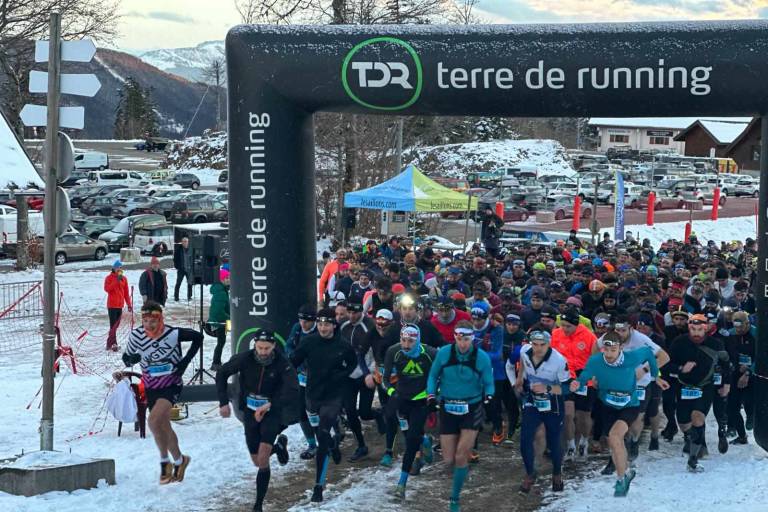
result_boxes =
[54,233,108,265]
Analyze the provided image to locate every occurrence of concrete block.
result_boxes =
[120,247,141,263]
[536,211,555,223]
[0,451,115,497]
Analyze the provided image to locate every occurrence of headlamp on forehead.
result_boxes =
[602,339,622,347]
[454,327,474,337]
[298,312,316,321]
[316,316,336,324]
[596,319,610,327]
[399,294,416,308]
[613,322,629,330]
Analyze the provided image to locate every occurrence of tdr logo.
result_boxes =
[342,37,423,111]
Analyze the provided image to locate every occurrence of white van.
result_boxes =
[74,151,109,171]
[85,170,148,187]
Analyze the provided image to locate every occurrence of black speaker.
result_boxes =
[344,208,357,229]
[190,234,221,285]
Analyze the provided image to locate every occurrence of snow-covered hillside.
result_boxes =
[140,41,224,82]
[407,139,575,178]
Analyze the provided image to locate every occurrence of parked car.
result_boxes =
[83,170,146,187]
[134,224,175,255]
[152,188,188,200]
[60,170,90,188]
[73,216,120,239]
[113,195,156,218]
[538,196,593,220]
[98,214,167,252]
[146,180,182,195]
[217,170,228,192]
[176,191,215,202]
[638,189,684,210]
[131,199,178,221]
[79,196,115,216]
[498,204,531,222]
[135,136,171,152]
[545,181,586,199]
[173,172,201,190]
[734,176,758,197]
[171,199,228,223]
[52,233,108,264]
[679,184,726,206]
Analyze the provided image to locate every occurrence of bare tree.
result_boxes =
[446,0,483,25]
[0,0,120,135]
[201,57,226,131]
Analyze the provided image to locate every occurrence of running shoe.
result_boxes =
[503,434,516,446]
[662,424,678,442]
[422,436,434,464]
[380,452,394,467]
[648,436,659,451]
[392,484,406,499]
[519,475,535,494]
[172,455,191,482]
[300,446,317,460]
[600,458,615,476]
[252,503,262,512]
[409,455,423,476]
[159,461,174,485]
[449,498,461,512]
[552,474,564,492]
[577,441,588,460]
[311,485,323,503]
[469,449,480,463]
[492,430,504,446]
[730,436,748,445]
[348,445,368,462]
[613,469,636,497]
[563,447,576,462]
[274,434,289,466]
[687,458,704,473]
[718,431,729,454]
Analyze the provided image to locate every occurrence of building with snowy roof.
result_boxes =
[673,119,751,158]
[588,117,751,154]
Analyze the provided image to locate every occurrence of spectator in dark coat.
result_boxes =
[138,256,168,306]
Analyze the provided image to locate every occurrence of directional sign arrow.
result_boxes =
[20,105,85,130]
[29,70,101,97]
[35,39,97,63]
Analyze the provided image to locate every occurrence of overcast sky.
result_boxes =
[115,0,768,52]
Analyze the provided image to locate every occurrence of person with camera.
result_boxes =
[480,207,504,259]
[289,307,357,504]
[208,268,231,371]
[104,260,132,351]
[216,329,299,512]
[121,301,203,485]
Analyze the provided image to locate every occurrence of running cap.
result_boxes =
[470,303,490,319]
[529,331,551,343]
[454,326,474,336]
[688,314,708,325]
[346,301,363,312]
[375,309,394,321]
[400,324,420,340]
[253,330,277,343]
[670,308,690,319]
[505,314,521,323]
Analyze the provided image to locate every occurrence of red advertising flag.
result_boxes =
[646,191,655,226]
[572,195,582,231]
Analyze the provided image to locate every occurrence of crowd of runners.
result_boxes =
[117,227,758,511]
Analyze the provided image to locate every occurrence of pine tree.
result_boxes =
[114,78,159,139]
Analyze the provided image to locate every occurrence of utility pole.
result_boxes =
[591,176,599,246]
[41,12,61,452]
[395,118,403,173]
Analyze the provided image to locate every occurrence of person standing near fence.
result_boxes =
[209,268,231,371]
[173,237,193,301]
[104,260,132,351]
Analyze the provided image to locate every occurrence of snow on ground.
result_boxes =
[177,168,220,186]
[407,139,575,178]
[543,419,767,512]
[600,215,757,248]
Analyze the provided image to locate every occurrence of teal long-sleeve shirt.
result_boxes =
[576,347,658,409]
[427,344,495,405]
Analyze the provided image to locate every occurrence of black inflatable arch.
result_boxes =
[225,21,768,450]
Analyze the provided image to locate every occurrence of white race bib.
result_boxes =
[681,386,703,400]
[298,373,307,387]
[605,391,631,408]
[307,411,320,427]
[713,373,722,386]
[398,417,409,431]
[739,354,753,367]
[444,400,470,416]
[635,387,646,402]
[575,383,588,396]
[533,394,552,412]
[246,394,269,411]
[147,362,173,377]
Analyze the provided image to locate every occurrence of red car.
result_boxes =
[5,196,44,210]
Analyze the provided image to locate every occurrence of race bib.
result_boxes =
[681,386,703,400]
[575,382,588,397]
[713,373,722,386]
[298,373,307,387]
[307,411,320,427]
[246,394,269,411]
[398,416,409,431]
[635,386,646,402]
[719,328,730,338]
[147,362,173,377]
[739,354,753,367]
[533,394,551,412]
[444,400,470,416]
[605,391,631,408]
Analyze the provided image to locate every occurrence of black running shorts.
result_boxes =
[243,409,284,454]
[439,402,485,435]
[601,404,640,433]
[566,386,597,412]
[146,384,182,411]
[675,384,714,425]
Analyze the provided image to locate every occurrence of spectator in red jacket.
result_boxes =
[104,260,132,351]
